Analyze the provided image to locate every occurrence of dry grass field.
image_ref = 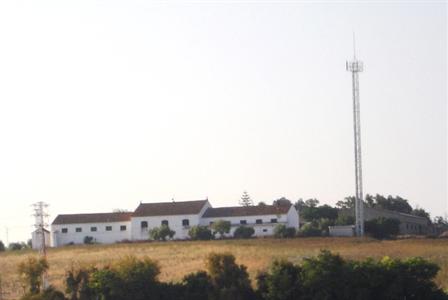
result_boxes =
[1,237,447,299]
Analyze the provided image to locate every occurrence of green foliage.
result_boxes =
[299,223,322,237]
[211,220,231,238]
[206,252,255,300]
[273,197,292,207]
[149,225,175,241]
[365,217,400,239]
[188,226,214,240]
[9,242,26,251]
[20,286,66,300]
[273,225,296,238]
[65,266,95,300]
[83,236,94,245]
[335,196,355,209]
[257,250,448,300]
[182,271,214,300]
[411,208,431,220]
[17,257,49,294]
[0,240,5,252]
[233,226,255,239]
[335,214,355,225]
[257,260,302,300]
[239,191,253,207]
[89,256,161,300]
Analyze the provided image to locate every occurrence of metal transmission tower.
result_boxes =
[32,201,49,256]
[346,37,365,237]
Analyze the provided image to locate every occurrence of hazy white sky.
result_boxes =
[0,0,446,242]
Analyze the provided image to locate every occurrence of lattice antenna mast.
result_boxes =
[32,202,49,257]
[346,34,365,237]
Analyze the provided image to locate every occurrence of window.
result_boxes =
[182,219,190,226]
[141,221,148,229]
[240,220,247,225]
[106,226,112,231]
[76,227,82,233]
[256,219,263,224]
[120,225,127,231]
[62,228,68,233]
[209,221,214,226]
[270,218,278,223]
[90,227,97,232]
[161,220,169,226]
[263,229,268,232]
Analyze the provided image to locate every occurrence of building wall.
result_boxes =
[31,230,51,250]
[200,211,294,237]
[51,221,131,247]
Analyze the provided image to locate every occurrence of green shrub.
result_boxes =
[65,266,95,300]
[83,236,94,245]
[206,252,255,300]
[256,260,302,300]
[20,286,66,300]
[17,257,49,294]
[273,224,296,238]
[365,217,400,239]
[233,226,255,239]
[182,271,214,300]
[211,220,231,238]
[298,223,322,237]
[188,226,213,240]
[9,242,25,251]
[149,225,175,241]
[0,240,5,252]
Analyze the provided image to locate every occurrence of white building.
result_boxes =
[31,228,51,250]
[51,199,299,247]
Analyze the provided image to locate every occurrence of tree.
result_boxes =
[206,252,254,300]
[188,226,213,240]
[65,266,95,300]
[233,226,254,239]
[9,242,24,251]
[365,217,400,239]
[433,216,448,226]
[256,260,302,300]
[239,191,253,207]
[412,207,431,221]
[83,236,94,245]
[273,197,292,207]
[211,220,231,238]
[0,240,5,252]
[149,225,175,241]
[273,224,296,238]
[17,257,49,294]
[335,214,355,225]
[335,196,355,209]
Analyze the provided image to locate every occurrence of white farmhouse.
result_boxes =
[51,199,299,247]
[51,212,133,247]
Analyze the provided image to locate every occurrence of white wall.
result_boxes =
[51,221,131,247]
[131,214,202,240]
[200,213,289,237]
[31,230,51,250]
[286,206,300,229]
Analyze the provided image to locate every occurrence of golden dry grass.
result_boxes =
[1,237,447,299]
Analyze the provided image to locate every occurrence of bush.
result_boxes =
[182,271,214,300]
[0,240,5,251]
[365,217,400,239]
[89,256,161,300]
[188,226,213,240]
[149,225,175,241]
[17,257,49,294]
[65,266,95,300]
[257,250,448,300]
[335,214,355,225]
[211,220,231,238]
[20,286,66,300]
[233,226,255,239]
[83,236,94,245]
[298,223,322,237]
[273,224,296,238]
[9,242,25,251]
[206,252,255,300]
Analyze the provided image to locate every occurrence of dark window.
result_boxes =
[240,220,247,225]
[106,226,112,231]
[256,219,263,224]
[209,221,214,225]
[270,218,278,223]
[141,221,148,229]
[161,220,169,226]
[263,229,268,232]
[76,227,82,233]
[120,225,127,231]
[62,228,68,233]
[182,219,189,226]
[91,227,97,232]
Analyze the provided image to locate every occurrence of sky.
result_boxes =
[0,0,446,243]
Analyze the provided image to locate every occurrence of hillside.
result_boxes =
[1,238,447,299]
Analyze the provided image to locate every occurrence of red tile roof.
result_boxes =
[52,212,133,225]
[202,204,292,218]
[133,200,209,217]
